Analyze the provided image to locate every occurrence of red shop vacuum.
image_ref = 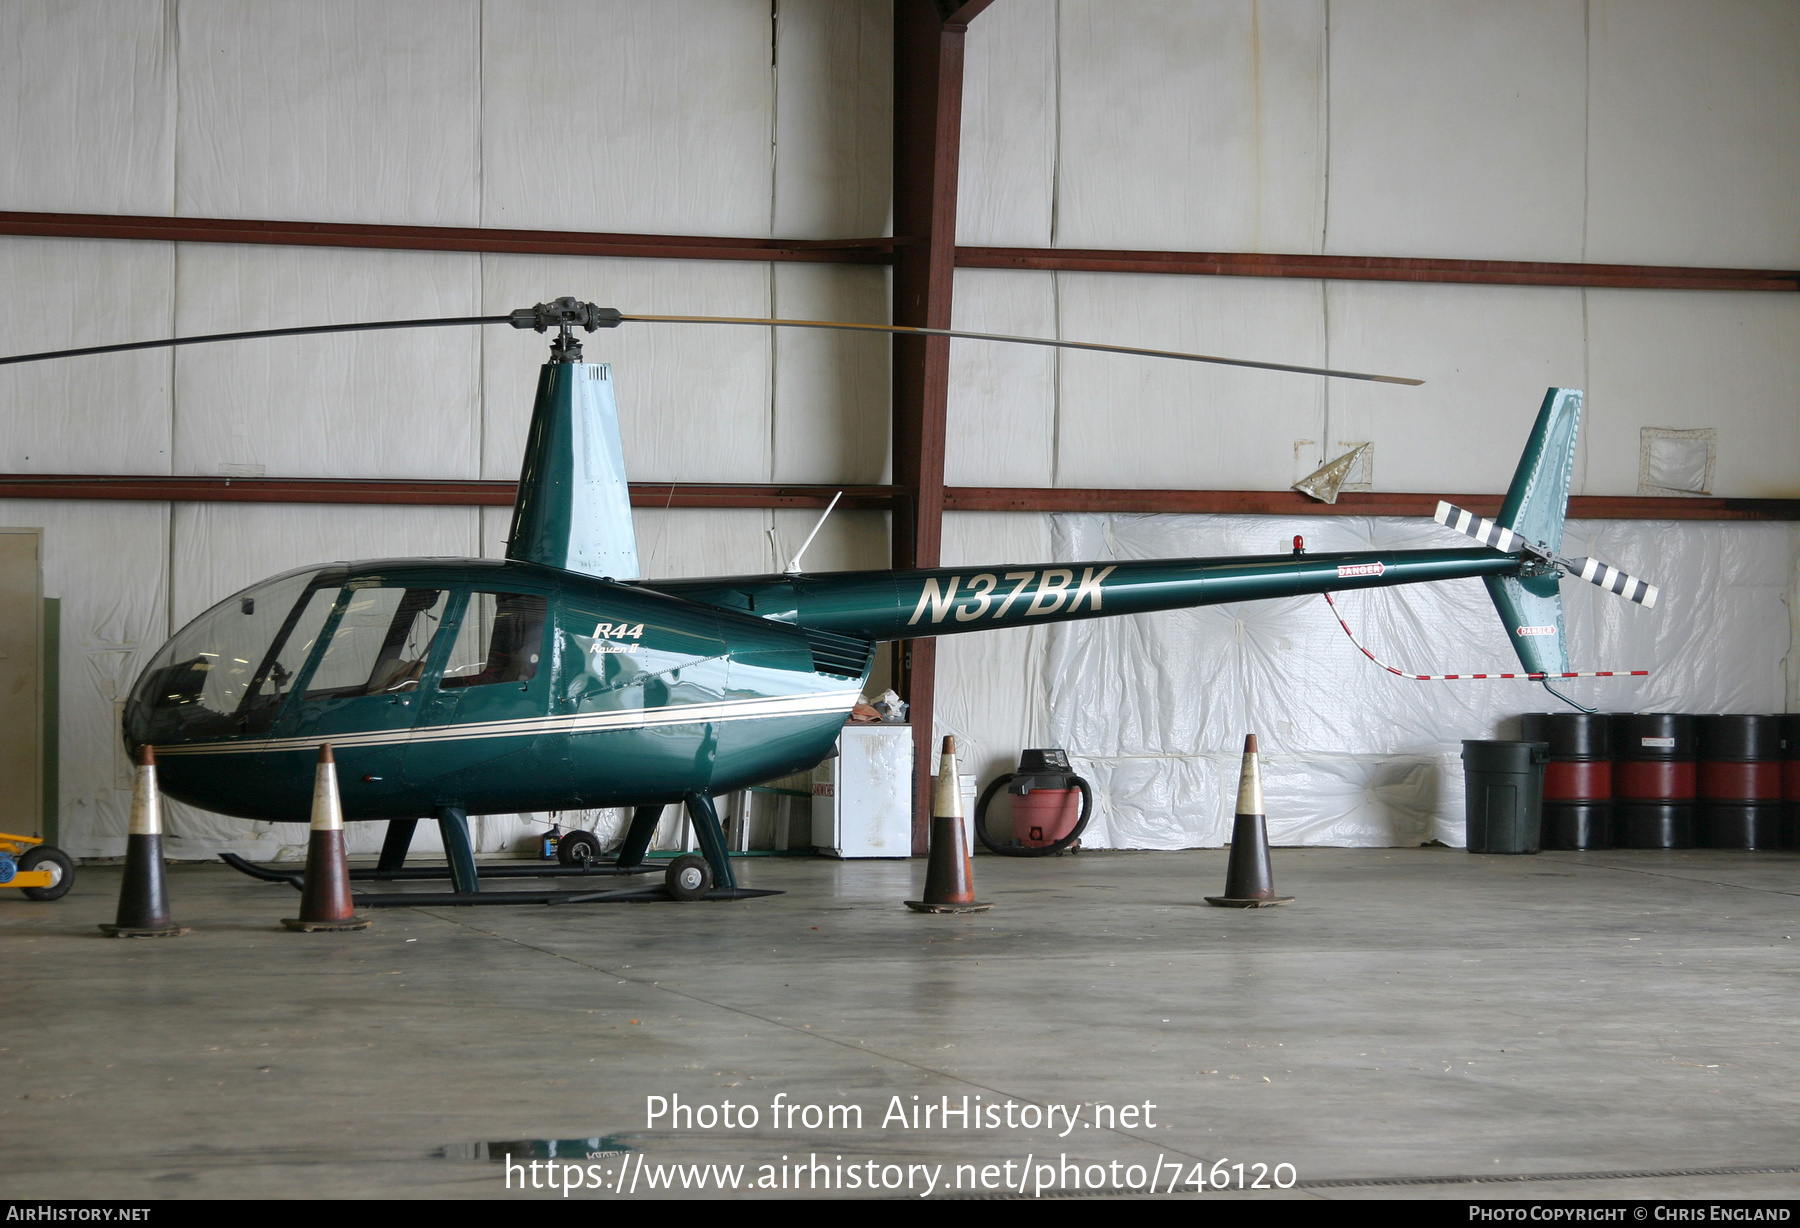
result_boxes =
[975,748,1093,857]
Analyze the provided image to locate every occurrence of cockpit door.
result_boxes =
[272,584,455,789]
[404,589,553,794]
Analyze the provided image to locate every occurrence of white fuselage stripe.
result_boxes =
[156,689,860,757]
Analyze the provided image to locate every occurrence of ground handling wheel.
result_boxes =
[556,830,603,867]
[665,854,712,901]
[18,845,74,901]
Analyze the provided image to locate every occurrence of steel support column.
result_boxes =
[891,1,990,854]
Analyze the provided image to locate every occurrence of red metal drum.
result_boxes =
[1699,759,1782,802]
[1614,758,1696,801]
[1543,759,1611,802]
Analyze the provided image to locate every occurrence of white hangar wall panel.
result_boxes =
[772,264,892,485]
[175,0,481,227]
[0,1,175,215]
[481,0,775,236]
[1325,282,1587,495]
[478,255,773,484]
[1052,274,1327,489]
[1324,0,1587,262]
[1585,291,1800,500]
[0,501,169,860]
[956,0,1056,248]
[771,0,892,240]
[945,269,1057,487]
[172,244,482,480]
[1039,514,1791,851]
[1055,0,1326,253]
[168,503,479,626]
[0,237,174,475]
[1587,0,1800,268]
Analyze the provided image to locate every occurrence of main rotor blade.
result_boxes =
[621,314,1426,385]
[0,303,1426,385]
[0,315,513,366]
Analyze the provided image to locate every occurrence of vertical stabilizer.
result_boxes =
[1496,387,1581,556]
[1484,388,1581,682]
[506,362,639,580]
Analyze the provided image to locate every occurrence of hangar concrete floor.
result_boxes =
[4,846,1798,1201]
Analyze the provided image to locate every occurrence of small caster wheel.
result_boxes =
[557,830,603,867]
[665,854,712,901]
[19,845,74,901]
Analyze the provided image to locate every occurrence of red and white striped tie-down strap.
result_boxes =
[1319,591,1649,681]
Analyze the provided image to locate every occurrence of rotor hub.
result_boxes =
[508,297,622,362]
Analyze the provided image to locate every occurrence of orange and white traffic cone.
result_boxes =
[1205,734,1294,908]
[906,736,992,914]
[282,745,369,932]
[100,746,189,937]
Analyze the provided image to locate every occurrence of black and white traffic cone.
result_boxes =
[100,746,190,937]
[1205,734,1294,908]
[283,745,369,932]
[906,736,992,914]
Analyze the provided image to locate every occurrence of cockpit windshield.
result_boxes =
[124,569,548,748]
[124,568,330,745]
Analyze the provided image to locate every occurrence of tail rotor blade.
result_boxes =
[1568,557,1660,609]
[1432,501,1522,553]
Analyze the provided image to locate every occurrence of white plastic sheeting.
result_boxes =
[1027,513,1793,850]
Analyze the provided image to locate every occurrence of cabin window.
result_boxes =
[440,592,547,689]
[249,586,338,710]
[304,587,450,699]
[124,567,324,743]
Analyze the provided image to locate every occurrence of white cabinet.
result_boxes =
[811,725,913,858]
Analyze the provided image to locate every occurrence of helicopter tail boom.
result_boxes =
[646,545,1527,645]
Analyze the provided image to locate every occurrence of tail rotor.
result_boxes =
[1433,498,1660,610]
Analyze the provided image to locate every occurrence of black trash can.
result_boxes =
[1462,740,1550,854]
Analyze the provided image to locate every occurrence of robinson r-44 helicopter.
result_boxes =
[2,299,1658,903]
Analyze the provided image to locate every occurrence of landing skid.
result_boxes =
[218,855,657,887]
[349,886,781,907]
[219,793,777,906]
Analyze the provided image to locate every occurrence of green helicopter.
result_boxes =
[1,299,1656,902]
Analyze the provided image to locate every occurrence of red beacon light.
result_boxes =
[1292,535,1306,555]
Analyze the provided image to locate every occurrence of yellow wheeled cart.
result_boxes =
[0,832,73,901]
